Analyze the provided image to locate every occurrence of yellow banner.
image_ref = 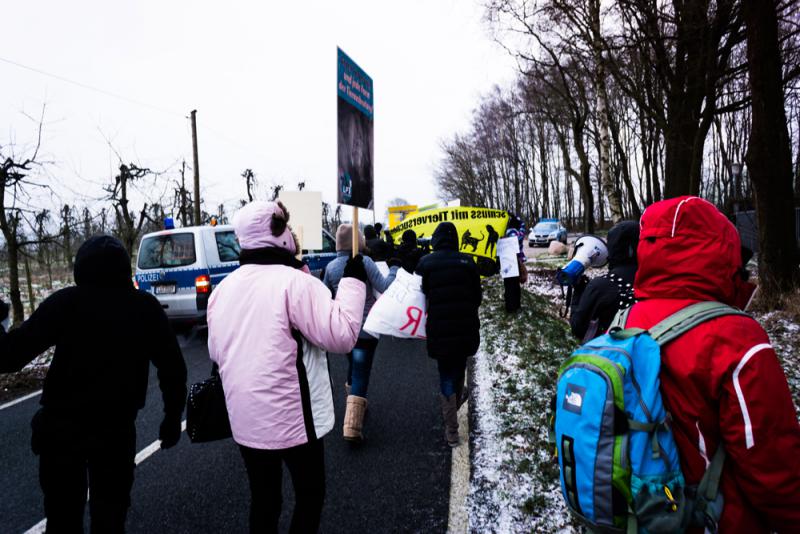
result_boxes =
[388,207,509,275]
[387,205,418,228]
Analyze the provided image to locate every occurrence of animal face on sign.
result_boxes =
[461,229,484,252]
[484,225,499,256]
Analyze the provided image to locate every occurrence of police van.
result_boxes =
[134,221,338,326]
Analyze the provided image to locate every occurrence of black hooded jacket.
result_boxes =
[570,221,639,341]
[0,236,187,423]
[416,222,482,359]
[364,225,392,262]
[396,230,427,273]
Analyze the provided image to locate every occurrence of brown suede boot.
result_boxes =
[343,395,368,442]
[440,394,459,447]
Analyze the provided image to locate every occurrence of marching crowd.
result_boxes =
[0,196,798,533]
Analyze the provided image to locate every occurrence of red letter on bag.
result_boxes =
[401,306,423,336]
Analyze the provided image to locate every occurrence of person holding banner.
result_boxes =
[502,214,528,312]
[416,222,482,447]
[323,223,400,443]
[364,224,391,262]
[396,229,427,273]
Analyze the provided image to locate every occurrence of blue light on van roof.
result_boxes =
[164,217,175,230]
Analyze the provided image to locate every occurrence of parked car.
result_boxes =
[134,222,337,326]
[529,219,568,247]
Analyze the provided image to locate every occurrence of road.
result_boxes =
[1,333,451,533]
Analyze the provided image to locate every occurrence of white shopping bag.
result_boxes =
[363,268,427,339]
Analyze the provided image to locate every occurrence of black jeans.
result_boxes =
[504,276,521,312]
[35,416,136,534]
[239,438,325,534]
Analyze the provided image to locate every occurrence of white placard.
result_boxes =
[497,237,520,278]
[278,191,323,251]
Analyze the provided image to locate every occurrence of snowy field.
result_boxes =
[468,268,800,534]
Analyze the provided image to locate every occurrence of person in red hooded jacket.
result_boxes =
[621,196,800,533]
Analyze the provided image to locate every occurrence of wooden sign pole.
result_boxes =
[352,207,359,257]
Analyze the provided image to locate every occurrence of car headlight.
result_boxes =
[548,232,557,238]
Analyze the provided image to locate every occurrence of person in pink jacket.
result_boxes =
[207,200,367,534]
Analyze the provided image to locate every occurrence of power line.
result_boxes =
[0,55,270,163]
[0,56,184,118]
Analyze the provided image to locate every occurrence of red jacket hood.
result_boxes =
[634,196,745,304]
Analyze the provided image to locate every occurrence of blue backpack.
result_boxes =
[553,302,748,533]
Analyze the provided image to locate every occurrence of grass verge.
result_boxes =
[468,276,578,533]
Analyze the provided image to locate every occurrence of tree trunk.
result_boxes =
[592,0,624,223]
[664,104,699,198]
[572,125,596,234]
[743,0,800,301]
[0,194,24,326]
[25,254,36,315]
[609,114,642,219]
[538,122,550,216]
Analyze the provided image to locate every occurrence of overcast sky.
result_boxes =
[0,0,516,223]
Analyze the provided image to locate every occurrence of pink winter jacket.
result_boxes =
[207,263,366,450]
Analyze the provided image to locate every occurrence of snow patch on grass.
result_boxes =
[756,310,800,416]
[469,278,578,533]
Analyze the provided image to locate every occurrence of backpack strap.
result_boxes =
[693,447,726,532]
[649,302,750,346]
[610,305,633,330]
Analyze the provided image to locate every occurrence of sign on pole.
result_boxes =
[337,47,374,210]
[277,191,323,251]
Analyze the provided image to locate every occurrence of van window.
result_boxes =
[215,231,240,262]
[138,233,196,269]
[321,231,336,252]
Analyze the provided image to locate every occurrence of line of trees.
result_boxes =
[437,0,799,303]
[0,124,237,325]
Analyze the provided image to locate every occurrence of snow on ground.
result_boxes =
[755,310,800,416]
[469,277,578,533]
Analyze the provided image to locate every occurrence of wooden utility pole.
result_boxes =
[190,110,201,226]
[352,208,359,257]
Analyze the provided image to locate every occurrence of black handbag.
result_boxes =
[186,371,232,443]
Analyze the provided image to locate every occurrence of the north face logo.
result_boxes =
[562,383,586,415]
[566,390,583,408]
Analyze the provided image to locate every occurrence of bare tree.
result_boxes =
[242,168,257,202]
[105,163,154,257]
[60,204,74,269]
[0,112,46,325]
[743,0,800,302]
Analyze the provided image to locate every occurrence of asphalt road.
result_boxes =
[1,333,450,534]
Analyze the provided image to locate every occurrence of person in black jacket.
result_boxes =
[396,229,427,273]
[364,224,391,262]
[0,235,187,534]
[569,221,639,341]
[416,222,482,447]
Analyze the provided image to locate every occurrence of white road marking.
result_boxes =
[23,420,187,534]
[0,389,42,411]
[447,399,470,533]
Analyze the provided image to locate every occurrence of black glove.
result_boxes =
[159,415,182,449]
[343,254,368,283]
[0,299,9,323]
